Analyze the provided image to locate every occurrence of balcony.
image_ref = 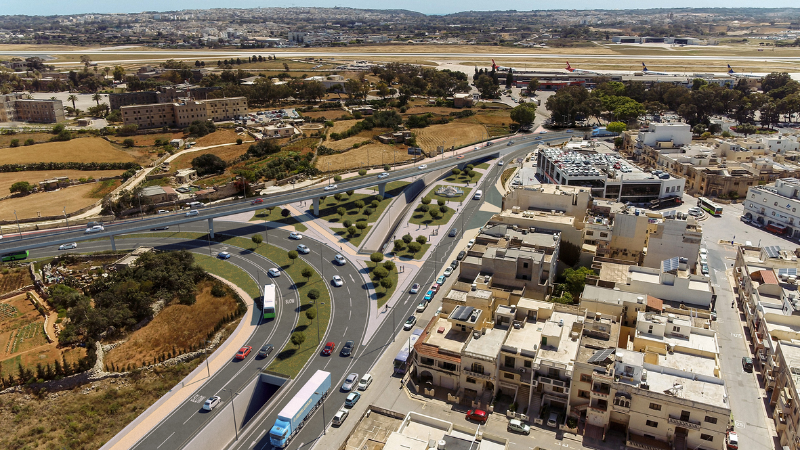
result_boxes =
[589,400,608,413]
[667,415,701,430]
[464,368,495,381]
[592,383,611,398]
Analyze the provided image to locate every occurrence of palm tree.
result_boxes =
[67,94,77,110]
[92,93,102,106]
[103,67,111,79]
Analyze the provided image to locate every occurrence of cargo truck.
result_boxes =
[269,370,331,448]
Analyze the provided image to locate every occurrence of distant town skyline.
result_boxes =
[5,1,800,16]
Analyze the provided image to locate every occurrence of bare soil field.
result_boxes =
[0,183,102,220]
[195,129,249,147]
[0,294,47,378]
[0,267,31,293]
[171,145,250,171]
[415,123,489,152]
[105,280,239,368]
[0,132,49,149]
[317,143,412,172]
[0,170,123,196]
[302,109,350,120]
[0,137,135,165]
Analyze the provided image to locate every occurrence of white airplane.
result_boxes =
[641,63,673,76]
[491,59,510,72]
[565,61,602,75]
[727,64,762,79]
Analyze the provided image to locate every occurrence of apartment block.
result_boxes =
[502,184,593,222]
[121,97,247,129]
[459,223,559,300]
[743,178,800,238]
[642,218,702,270]
[0,94,64,123]
[772,340,800,450]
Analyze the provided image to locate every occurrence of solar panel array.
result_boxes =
[587,348,615,365]
[765,246,782,259]
[451,306,475,322]
[778,268,798,277]
[662,256,681,272]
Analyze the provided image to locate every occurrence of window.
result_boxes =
[579,390,590,399]
[672,326,680,332]
[504,372,515,380]
[421,357,434,366]
[646,420,658,428]
[648,325,653,334]
[600,232,609,238]
[700,434,713,442]
[548,368,560,378]
[471,363,484,374]
[552,386,564,393]
[704,416,718,424]
[524,360,531,368]
[580,374,592,383]
[649,403,662,411]
[586,231,594,236]
[441,362,457,372]
[466,377,476,384]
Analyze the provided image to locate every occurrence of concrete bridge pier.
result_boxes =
[110,235,116,252]
[378,182,386,198]
[313,197,320,216]
[208,218,215,239]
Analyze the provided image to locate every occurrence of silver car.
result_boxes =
[342,372,359,391]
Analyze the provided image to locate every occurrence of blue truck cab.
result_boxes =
[270,370,331,448]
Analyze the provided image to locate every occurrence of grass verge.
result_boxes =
[444,171,482,184]
[193,253,260,300]
[409,203,458,226]
[331,225,372,247]
[475,162,491,170]
[368,263,399,309]
[250,206,309,232]
[427,184,473,203]
[391,243,432,260]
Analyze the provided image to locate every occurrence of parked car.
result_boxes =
[324,184,338,191]
[217,252,231,260]
[289,232,302,240]
[332,275,344,287]
[410,283,421,294]
[344,392,361,407]
[403,316,417,330]
[378,172,390,179]
[203,396,221,411]
[341,340,354,357]
[507,419,530,435]
[436,275,446,285]
[268,268,281,277]
[341,373,359,391]
[322,342,335,356]
[251,198,263,205]
[465,409,488,424]
[235,346,252,360]
[449,228,458,237]
[417,301,427,313]
[467,239,475,248]
[547,412,559,427]
[58,242,77,250]
[334,254,346,265]
[450,260,459,269]
[258,344,274,358]
[424,290,434,302]
[358,374,373,391]
[297,244,310,254]
[444,267,453,277]
[332,409,349,426]
[85,225,105,234]
[429,284,439,294]
[457,251,466,260]
[742,356,753,372]
[436,306,443,315]
[740,216,751,224]
[727,431,739,449]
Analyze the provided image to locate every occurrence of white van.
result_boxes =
[473,190,483,200]
[185,201,203,209]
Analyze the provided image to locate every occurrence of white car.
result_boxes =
[84,225,104,234]
[58,242,77,250]
[416,301,427,313]
[357,374,373,391]
[268,268,281,277]
[498,161,504,165]
[410,283,421,294]
[378,172,389,179]
[203,396,221,411]
[332,275,343,287]
[324,184,338,191]
[186,210,199,217]
[289,232,302,240]
[334,254,346,265]
[467,239,475,248]
[443,267,453,277]
[418,164,428,170]
[297,244,310,254]
[332,409,349,426]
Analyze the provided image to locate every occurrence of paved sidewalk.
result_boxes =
[102,278,258,450]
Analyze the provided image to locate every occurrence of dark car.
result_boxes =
[457,251,466,261]
[258,344,274,358]
[450,260,459,270]
[742,356,753,372]
[449,228,458,237]
[341,340,354,357]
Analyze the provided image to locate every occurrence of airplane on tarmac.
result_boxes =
[727,64,762,79]
[565,61,602,75]
[491,59,511,72]
[641,62,674,76]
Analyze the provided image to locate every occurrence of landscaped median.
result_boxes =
[113,232,331,379]
[250,205,308,232]
[367,252,399,309]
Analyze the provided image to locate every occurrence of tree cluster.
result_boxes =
[330,110,403,140]
[191,153,226,176]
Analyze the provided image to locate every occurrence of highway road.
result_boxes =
[0,134,572,257]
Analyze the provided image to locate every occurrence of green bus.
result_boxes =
[1,250,29,262]
[698,197,723,216]
[263,283,276,319]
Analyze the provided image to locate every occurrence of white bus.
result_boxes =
[263,284,276,319]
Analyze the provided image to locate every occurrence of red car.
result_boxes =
[430,284,439,294]
[466,409,488,423]
[235,346,252,360]
[251,198,264,205]
[322,342,335,356]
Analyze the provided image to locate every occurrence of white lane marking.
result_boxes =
[156,432,175,449]
[183,414,194,425]
[189,393,205,403]
[344,326,348,335]
[349,274,355,282]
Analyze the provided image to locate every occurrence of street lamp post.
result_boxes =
[63,207,69,229]
[315,389,328,435]
[13,210,21,238]
[223,389,239,440]
[137,192,144,220]
[207,229,213,256]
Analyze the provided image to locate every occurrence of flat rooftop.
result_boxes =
[598,262,633,284]
[779,341,800,388]
[636,329,718,355]
[650,350,717,378]
[582,284,646,306]
[535,311,581,368]
[424,317,469,355]
[645,366,728,409]
[464,325,508,359]
[504,320,542,355]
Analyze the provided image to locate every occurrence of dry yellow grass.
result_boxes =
[195,129,248,147]
[171,145,250,171]
[302,110,349,120]
[415,123,489,152]
[328,119,359,135]
[317,144,413,172]
[105,281,238,368]
[0,183,101,220]
[0,132,49,149]
[0,170,123,195]
[0,137,135,165]
[324,129,388,151]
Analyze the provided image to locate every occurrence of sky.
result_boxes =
[5,1,800,16]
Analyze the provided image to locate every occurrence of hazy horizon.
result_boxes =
[4,2,800,16]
